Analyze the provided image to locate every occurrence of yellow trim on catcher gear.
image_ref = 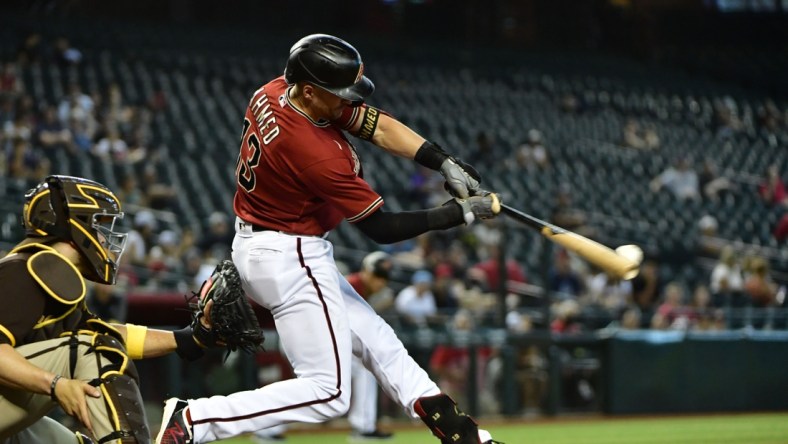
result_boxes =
[26,250,86,305]
[125,324,147,360]
[24,189,51,236]
[10,242,56,255]
[0,324,16,347]
[69,219,110,281]
[99,371,123,442]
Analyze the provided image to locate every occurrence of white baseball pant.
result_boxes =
[187,223,440,442]
[348,355,379,434]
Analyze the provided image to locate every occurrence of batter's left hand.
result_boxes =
[440,157,482,198]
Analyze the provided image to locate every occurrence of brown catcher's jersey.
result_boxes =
[233,76,383,236]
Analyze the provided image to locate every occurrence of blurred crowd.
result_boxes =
[3,28,788,418]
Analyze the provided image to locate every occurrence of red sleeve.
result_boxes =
[0,260,46,346]
[298,158,384,222]
[335,105,364,130]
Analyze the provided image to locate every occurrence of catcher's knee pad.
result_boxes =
[76,431,95,443]
[91,335,151,443]
[414,394,481,444]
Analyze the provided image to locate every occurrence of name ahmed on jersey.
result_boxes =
[249,86,281,145]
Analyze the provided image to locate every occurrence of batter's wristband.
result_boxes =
[173,327,205,361]
[414,141,450,171]
[50,374,62,402]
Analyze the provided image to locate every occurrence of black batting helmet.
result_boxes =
[23,175,128,284]
[284,34,374,105]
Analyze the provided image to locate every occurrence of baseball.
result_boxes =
[615,244,644,265]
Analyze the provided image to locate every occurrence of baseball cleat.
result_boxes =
[155,398,193,444]
[349,429,394,441]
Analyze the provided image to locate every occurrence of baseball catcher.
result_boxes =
[0,175,229,444]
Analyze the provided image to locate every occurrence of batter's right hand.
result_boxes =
[54,377,101,436]
[440,157,481,199]
[454,191,501,225]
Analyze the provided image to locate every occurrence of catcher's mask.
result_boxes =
[23,175,128,284]
[284,33,374,106]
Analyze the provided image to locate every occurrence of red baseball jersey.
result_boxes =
[233,76,383,235]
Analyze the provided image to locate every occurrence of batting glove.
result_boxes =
[455,191,501,225]
[440,157,481,199]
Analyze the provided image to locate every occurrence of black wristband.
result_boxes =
[173,327,205,361]
[50,374,62,402]
[414,141,450,171]
[428,202,465,230]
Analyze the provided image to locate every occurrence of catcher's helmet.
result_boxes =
[23,175,128,284]
[284,34,374,105]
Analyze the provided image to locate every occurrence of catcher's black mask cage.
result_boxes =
[284,33,375,106]
[23,175,128,285]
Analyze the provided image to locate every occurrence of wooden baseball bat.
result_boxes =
[500,203,640,280]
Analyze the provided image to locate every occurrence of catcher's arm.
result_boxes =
[110,306,213,360]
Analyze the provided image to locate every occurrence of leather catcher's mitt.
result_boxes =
[190,260,264,354]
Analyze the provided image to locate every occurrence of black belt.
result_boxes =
[251,224,273,232]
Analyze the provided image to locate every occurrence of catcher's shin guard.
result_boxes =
[92,334,151,443]
[414,394,484,444]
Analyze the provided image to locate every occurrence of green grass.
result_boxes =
[215,413,788,444]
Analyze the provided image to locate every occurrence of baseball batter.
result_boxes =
[156,34,501,444]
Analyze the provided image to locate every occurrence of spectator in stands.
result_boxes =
[550,299,584,333]
[197,212,234,258]
[34,105,72,152]
[743,257,778,308]
[92,127,128,162]
[550,183,596,238]
[140,164,177,211]
[469,244,527,294]
[699,158,735,202]
[15,32,42,66]
[395,269,438,327]
[7,137,50,190]
[758,164,788,208]
[585,268,632,315]
[408,164,447,208]
[630,260,661,321]
[651,281,691,330]
[695,214,726,259]
[0,61,23,98]
[467,131,495,172]
[774,214,788,244]
[429,309,494,412]
[58,82,94,124]
[515,128,550,170]
[548,249,585,300]
[650,156,700,201]
[116,172,146,207]
[432,262,461,314]
[713,96,744,138]
[123,210,157,270]
[3,111,33,142]
[622,118,659,150]
[52,36,82,67]
[68,114,93,152]
[710,245,744,305]
[688,284,723,331]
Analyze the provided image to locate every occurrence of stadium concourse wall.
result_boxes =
[603,330,788,414]
[128,293,788,417]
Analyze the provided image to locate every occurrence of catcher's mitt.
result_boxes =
[190,260,264,355]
